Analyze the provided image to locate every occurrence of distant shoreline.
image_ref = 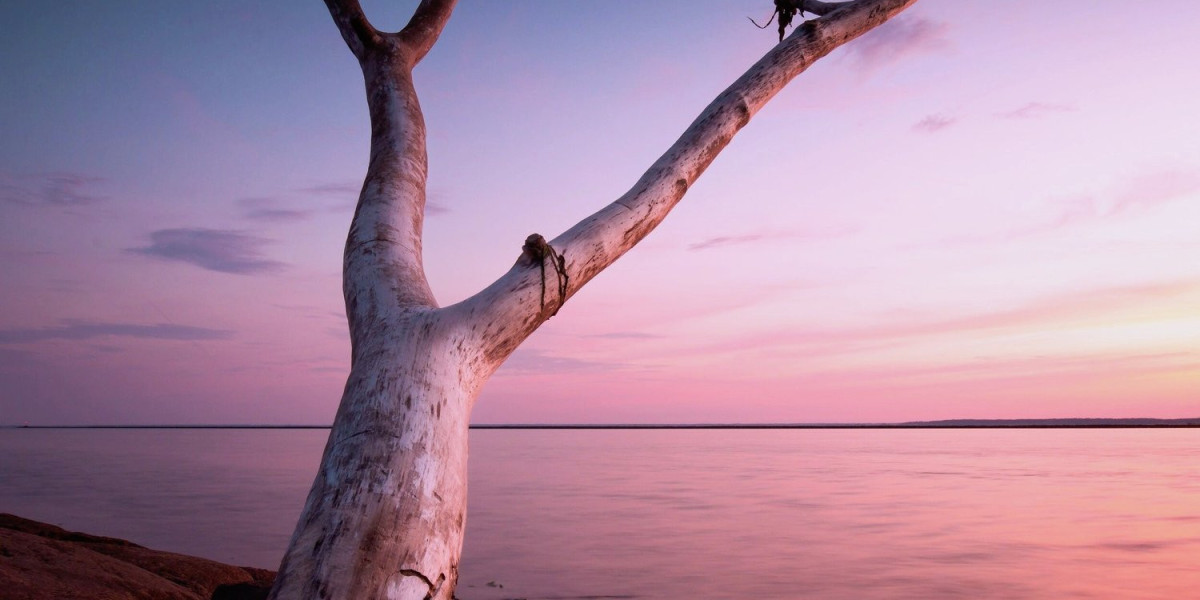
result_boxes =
[5,419,1200,430]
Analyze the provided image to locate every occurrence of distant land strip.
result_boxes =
[5,418,1200,429]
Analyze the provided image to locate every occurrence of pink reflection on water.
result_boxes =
[461,429,1200,599]
[3,428,1197,598]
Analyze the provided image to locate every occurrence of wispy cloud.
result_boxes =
[883,280,1198,340]
[302,182,450,216]
[237,197,313,223]
[0,245,54,260]
[0,320,233,344]
[1112,169,1200,212]
[426,190,451,216]
[0,348,39,367]
[586,331,660,340]
[689,233,773,251]
[844,16,950,72]
[688,227,854,251]
[496,348,624,375]
[798,349,1199,394]
[129,228,285,274]
[944,168,1200,245]
[44,174,107,205]
[302,182,359,196]
[1015,169,1200,237]
[912,114,957,133]
[0,172,108,206]
[683,279,1200,361]
[996,102,1075,120]
[246,208,312,222]
[980,194,1099,241]
[47,174,106,205]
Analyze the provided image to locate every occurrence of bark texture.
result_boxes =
[270,1,918,598]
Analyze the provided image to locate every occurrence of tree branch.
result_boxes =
[323,0,382,61]
[398,0,458,66]
[453,0,918,370]
[328,2,456,359]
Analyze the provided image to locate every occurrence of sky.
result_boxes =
[2,0,1199,425]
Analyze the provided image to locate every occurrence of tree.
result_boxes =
[268,1,918,598]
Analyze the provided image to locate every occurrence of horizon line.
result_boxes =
[4,418,1200,430]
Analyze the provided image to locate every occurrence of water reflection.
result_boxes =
[462,429,1200,600]
[2,428,1198,599]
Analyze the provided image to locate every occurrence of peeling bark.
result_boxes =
[270,1,918,598]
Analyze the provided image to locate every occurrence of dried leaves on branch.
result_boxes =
[749,0,807,42]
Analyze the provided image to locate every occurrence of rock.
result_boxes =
[0,514,275,600]
[211,582,273,600]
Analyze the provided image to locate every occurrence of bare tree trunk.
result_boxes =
[269,1,917,598]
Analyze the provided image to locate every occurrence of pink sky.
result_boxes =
[1,0,1198,425]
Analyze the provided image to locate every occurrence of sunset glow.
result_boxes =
[1,0,1198,425]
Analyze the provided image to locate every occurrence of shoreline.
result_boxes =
[0,513,274,600]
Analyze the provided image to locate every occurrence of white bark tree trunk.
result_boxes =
[269,1,918,598]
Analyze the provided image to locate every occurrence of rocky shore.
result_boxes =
[0,514,275,600]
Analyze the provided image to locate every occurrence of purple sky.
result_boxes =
[2,1,1199,425]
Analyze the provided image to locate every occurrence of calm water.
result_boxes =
[2,428,1198,599]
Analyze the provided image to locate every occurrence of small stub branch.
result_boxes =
[521,234,569,317]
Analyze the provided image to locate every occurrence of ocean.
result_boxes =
[2,428,1198,599]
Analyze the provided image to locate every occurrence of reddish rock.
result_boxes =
[0,514,274,600]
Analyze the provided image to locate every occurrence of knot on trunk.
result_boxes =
[522,234,569,317]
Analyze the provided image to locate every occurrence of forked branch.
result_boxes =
[333,0,461,355]
[323,0,381,60]
[325,0,456,66]
[399,0,459,65]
